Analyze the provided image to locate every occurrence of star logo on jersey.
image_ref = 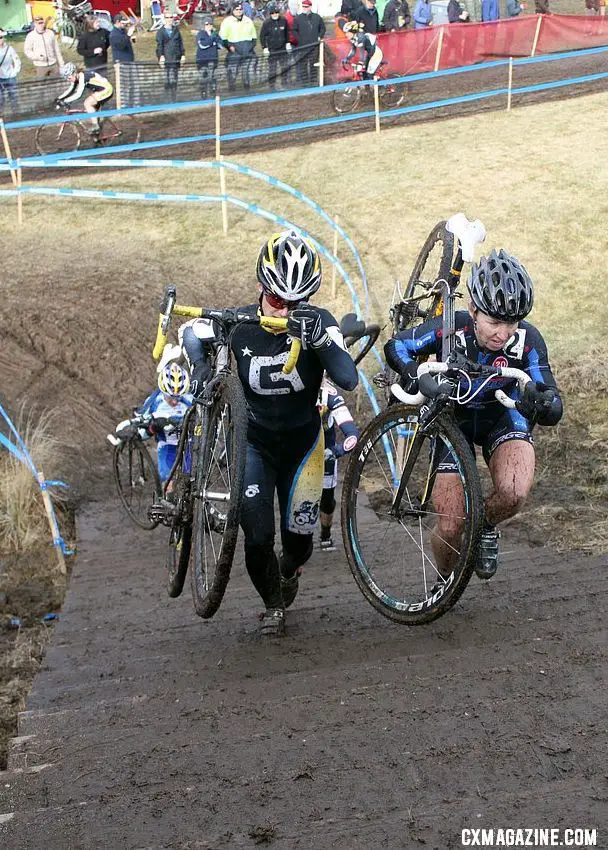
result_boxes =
[241,346,253,357]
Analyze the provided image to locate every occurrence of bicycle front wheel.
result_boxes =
[166,409,196,598]
[113,439,161,530]
[332,85,361,114]
[341,405,483,625]
[59,20,77,48]
[35,121,81,156]
[99,115,141,148]
[190,374,248,619]
[405,220,455,322]
[379,79,406,109]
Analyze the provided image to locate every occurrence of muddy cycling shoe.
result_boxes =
[259,607,285,637]
[280,568,302,609]
[475,526,501,580]
[319,536,335,553]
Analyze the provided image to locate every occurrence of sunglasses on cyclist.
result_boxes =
[264,292,306,311]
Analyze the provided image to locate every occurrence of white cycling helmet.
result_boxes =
[158,362,190,397]
[256,229,322,302]
[60,62,76,78]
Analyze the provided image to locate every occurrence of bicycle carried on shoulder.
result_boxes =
[148,286,301,620]
[35,104,142,156]
[332,60,407,115]
[341,215,533,625]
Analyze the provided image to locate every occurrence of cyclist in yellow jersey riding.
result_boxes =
[55,61,113,135]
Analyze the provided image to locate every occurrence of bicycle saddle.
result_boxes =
[446,213,486,263]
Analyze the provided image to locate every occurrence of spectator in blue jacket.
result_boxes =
[413,0,432,27]
[110,14,135,63]
[196,17,223,97]
[156,12,185,99]
[481,0,500,19]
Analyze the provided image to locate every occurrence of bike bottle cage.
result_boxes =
[446,213,487,263]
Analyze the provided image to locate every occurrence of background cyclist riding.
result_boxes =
[341,20,383,80]
[385,248,563,584]
[55,61,113,136]
[182,230,358,636]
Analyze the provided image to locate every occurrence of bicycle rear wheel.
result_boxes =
[341,405,483,625]
[332,85,361,114]
[190,374,248,619]
[35,121,80,156]
[113,439,161,530]
[405,220,455,322]
[99,115,141,147]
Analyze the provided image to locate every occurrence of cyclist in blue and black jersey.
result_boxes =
[55,61,113,135]
[341,20,383,80]
[385,249,563,582]
[182,230,358,636]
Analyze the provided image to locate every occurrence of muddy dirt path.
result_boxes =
[0,482,606,849]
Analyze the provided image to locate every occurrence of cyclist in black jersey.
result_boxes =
[183,230,358,636]
[56,61,113,135]
[385,249,563,582]
[341,21,383,80]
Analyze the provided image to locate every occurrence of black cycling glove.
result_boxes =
[398,360,420,394]
[515,381,558,421]
[287,306,328,350]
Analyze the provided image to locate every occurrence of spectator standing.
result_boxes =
[23,15,64,78]
[585,0,600,13]
[218,3,257,92]
[196,17,223,98]
[341,0,364,17]
[355,0,380,32]
[534,0,549,11]
[0,30,20,113]
[78,16,110,69]
[382,0,411,30]
[110,13,140,105]
[156,12,185,99]
[110,13,135,63]
[481,0,499,20]
[506,0,523,13]
[413,0,432,27]
[447,0,470,20]
[260,3,291,89]
[242,0,256,18]
[293,0,326,86]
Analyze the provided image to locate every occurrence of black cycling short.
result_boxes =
[437,405,534,473]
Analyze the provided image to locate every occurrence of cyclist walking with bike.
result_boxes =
[384,249,563,583]
[182,230,358,636]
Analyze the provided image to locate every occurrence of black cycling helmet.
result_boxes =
[467,249,534,322]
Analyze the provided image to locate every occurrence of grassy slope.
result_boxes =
[1,89,607,550]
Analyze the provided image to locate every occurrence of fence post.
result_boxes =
[37,469,67,577]
[374,82,380,134]
[17,167,23,226]
[319,40,324,87]
[0,119,17,187]
[530,14,543,57]
[115,62,123,110]
[331,217,339,299]
[434,26,445,72]
[507,56,513,111]
[219,156,229,236]
[215,94,221,160]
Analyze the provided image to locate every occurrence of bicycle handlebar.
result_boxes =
[152,287,300,374]
[390,360,531,407]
